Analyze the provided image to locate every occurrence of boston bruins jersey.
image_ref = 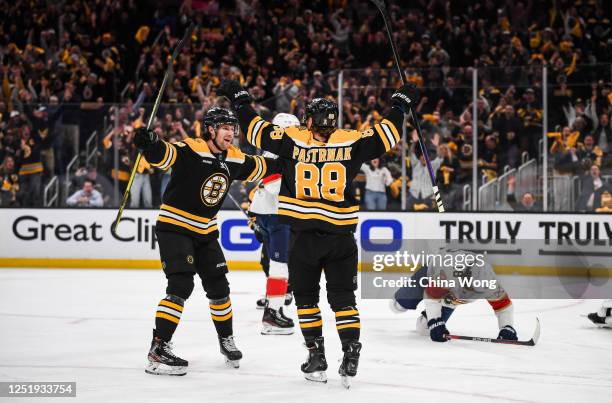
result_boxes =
[235,105,404,234]
[143,137,272,238]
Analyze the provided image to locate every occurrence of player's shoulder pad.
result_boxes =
[182,137,212,155]
[226,144,246,164]
[328,128,361,145]
[281,126,310,142]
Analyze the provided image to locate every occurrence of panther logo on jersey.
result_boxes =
[200,173,229,206]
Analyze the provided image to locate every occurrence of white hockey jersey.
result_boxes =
[423,249,513,328]
[249,151,281,215]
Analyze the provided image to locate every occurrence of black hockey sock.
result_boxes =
[210,297,233,338]
[335,306,360,349]
[297,305,323,342]
[155,294,185,342]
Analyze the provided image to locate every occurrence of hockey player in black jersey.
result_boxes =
[135,107,274,376]
[220,80,420,387]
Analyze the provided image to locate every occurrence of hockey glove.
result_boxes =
[497,325,518,341]
[391,83,420,114]
[248,216,264,243]
[218,80,251,110]
[134,127,158,151]
[427,317,449,342]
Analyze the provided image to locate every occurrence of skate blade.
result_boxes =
[304,371,327,383]
[261,324,295,335]
[341,375,353,389]
[225,358,240,368]
[145,362,187,376]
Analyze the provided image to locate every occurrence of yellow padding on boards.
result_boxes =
[297,307,321,315]
[156,312,180,324]
[335,310,359,317]
[300,320,323,328]
[159,300,183,312]
[210,300,231,310]
[211,312,233,321]
[0,259,259,270]
[336,323,361,330]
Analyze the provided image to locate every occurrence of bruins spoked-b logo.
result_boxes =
[201,173,229,206]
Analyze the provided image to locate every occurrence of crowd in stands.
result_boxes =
[0,0,610,212]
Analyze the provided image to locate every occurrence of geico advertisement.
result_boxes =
[1,209,611,262]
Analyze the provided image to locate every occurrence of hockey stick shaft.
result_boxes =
[112,24,194,235]
[226,192,262,233]
[370,0,444,212]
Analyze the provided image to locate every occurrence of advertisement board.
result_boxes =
[1,209,611,273]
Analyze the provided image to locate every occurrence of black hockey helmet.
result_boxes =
[303,98,338,137]
[202,107,239,140]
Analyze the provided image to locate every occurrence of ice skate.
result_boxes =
[339,341,362,389]
[416,310,429,335]
[145,331,188,376]
[219,335,242,368]
[301,337,328,383]
[256,296,268,310]
[261,306,294,335]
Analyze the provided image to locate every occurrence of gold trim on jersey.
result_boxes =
[248,116,365,149]
[160,204,213,223]
[226,145,246,164]
[374,119,400,152]
[150,142,177,170]
[286,126,361,148]
[183,137,210,153]
[278,196,359,213]
[158,202,218,234]
[246,155,267,182]
[279,194,359,225]
[157,216,219,235]
[247,116,271,148]
[278,209,359,226]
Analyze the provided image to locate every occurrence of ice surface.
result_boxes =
[1,269,611,403]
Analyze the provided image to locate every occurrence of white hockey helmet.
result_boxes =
[272,113,300,128]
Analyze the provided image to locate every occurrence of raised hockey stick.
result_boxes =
[226,191,263,233]
[447,318,541,346]
[369,0,444,212]
[112,23,194,236]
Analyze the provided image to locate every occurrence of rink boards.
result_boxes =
[0,208,611,275]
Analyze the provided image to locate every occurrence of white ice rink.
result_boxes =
[1,268,611,403]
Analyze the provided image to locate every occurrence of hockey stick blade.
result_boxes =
[447,318,540,346]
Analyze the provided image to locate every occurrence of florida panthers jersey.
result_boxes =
[143,137,272,238]
[423,249,513,325]
[236,106,404,233]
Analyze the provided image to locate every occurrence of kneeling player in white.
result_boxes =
[390,250,517,342]
[249,113,300,335]
[587,300,612,328]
